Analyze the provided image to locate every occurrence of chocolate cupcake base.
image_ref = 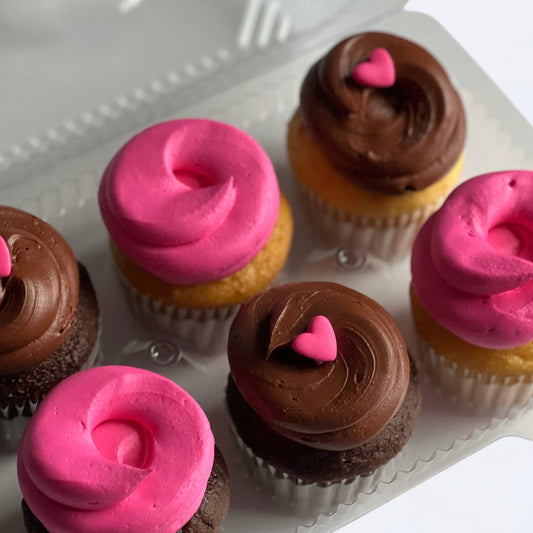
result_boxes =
[227,364,421,510]
[182,447,230,533]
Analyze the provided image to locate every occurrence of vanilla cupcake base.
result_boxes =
[410,285,533,415]
[295,179,444,259]
[287,109,463,259]
[109,194,293,352]
[117,268,239,354]
[415,336,533,417]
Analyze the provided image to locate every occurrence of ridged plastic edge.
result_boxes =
[295,398,533,532]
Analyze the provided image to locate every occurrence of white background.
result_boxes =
[340,2,533,531]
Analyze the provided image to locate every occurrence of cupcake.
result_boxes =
[18,365,230,533]
[0,206,100,442]
[410,170,533,413]
[99,119,293,352]
[227,282,421,510]
[287,32,466,259]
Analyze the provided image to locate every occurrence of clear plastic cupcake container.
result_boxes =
[2,1,533,532]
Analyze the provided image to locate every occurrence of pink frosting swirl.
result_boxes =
[411,170,533,349]
[17,366,214,533]
[98,119,280,284]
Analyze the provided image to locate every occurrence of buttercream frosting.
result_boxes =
[411,170,533,349]
[0,206,79,375]
[99,119,280,285]
[300,32,466,195]
[228,282,409,451]
[18,365,214,533]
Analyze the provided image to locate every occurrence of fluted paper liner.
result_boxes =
[296,180,444,260]
[228,414,401,514]
[415,336,533,417]
[117,268,239,354]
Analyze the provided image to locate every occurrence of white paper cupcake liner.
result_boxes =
[296,180,444,260]
[415,335,533,416]
[228,414,400,514]
[117,268,239,354]
[0,329,102,446]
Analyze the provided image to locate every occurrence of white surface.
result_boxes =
[355,437,533,532]
[338,2,533,532]
[407,0,533,127]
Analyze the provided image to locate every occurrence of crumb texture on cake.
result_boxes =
[226,367,420,483]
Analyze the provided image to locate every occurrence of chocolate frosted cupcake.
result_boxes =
[287,31,465,259]
[227,282,421,510]
[0,206,100,442]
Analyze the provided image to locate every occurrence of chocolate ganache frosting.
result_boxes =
[299,32,466,195]
[0,207,79,375]
[228,282,409,451]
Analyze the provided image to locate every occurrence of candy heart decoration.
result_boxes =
[0,236,11,278]
[291,315,337,363]
[351,47,395,88]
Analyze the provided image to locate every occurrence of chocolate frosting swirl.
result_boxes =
[300,32,466,195]
[0,206,79,374]
[228,282,409,451]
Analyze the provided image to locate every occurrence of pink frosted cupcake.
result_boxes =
[17,366,230,533]
[99,119,293,352]
[411,170,533,413]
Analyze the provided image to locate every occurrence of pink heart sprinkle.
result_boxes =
[351,47,396,88]
[291,315,337,363]
[0,236,11,278]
